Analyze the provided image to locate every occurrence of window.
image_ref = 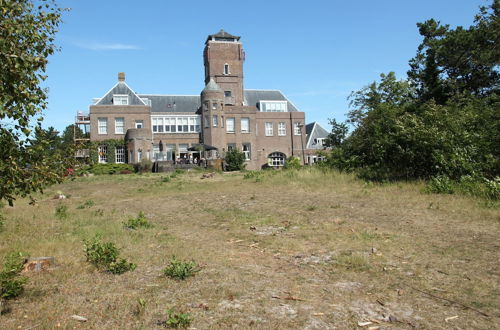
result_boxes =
[260,101,288,112]
[203,102,208,111]
[177,117,188,132]
[98,118,107,134]
[115,146,125,163]
[153,116,201,133]
[98,145,107,163]
[241,118,249,133]
[113,95,128,105]
[315,138,325,146]
[265,122,273,136]
[224,91,232,97]
[212,102,217,110]
[135,120,144,129]
[242,143,251,160]
[226,117,235,132]
[204,115,210,128]
[224,63,230,75]
[278,122,286,136]
[212,115,218,127]
[195,117,201,131]
[294,122,302,135]
[227,143,236,151]
[268,152,285,167]
[112,118,123,134]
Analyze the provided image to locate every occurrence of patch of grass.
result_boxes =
[163,256,198,280]
[335,252,370,271]
[0,252,28,299]
[93,209,104,216]
[356,231,381,240]
[76,199,95,209]
[306,205,317,211]
[0,214,4,232]
[161,176,171,183]
[54,204,68,220]
[83,235,136,274]
[124,211,153,229]
[160,309,192,328]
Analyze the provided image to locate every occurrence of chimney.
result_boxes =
[118,72,125,82]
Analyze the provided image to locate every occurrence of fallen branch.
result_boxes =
[402,284,489,317]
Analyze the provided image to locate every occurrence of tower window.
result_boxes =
[212,102,217,110]
[224,64,230,75]
[224,91,232,97]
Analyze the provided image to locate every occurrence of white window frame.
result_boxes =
[294,122,302,136]
[98,145,107,163]
[278,122,286,136]
[113,94,129,105]
[224,63,230,75]
[241,117,250,133]
[212,115,218,127]
[268,152,285,167]
[115,117,124,134]
[98,118,107,135]
[115,146,125,163]
[259,100,288,112]
[135,120,144,129]
[265,122,273,136]
[242,143,251,160]
[226,117,235,133]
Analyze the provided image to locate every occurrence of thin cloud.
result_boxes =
[74,41,141,51]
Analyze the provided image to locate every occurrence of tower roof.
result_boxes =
[206,29,240,43]
[202,78,222,93]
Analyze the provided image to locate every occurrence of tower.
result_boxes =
[203,29,245,106]
[201,78,225,150]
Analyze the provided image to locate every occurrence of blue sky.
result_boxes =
[44,0,488,133]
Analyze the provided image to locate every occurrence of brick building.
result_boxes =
[87,30,315,170]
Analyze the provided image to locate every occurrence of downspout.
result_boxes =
[289,112,294,157]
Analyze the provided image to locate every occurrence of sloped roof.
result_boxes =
[138,94,200,113]
[207,29,240,42]
[202,78,222,92]
[306,122,329,149]
[95,81,147,106]
[244,90,300,112]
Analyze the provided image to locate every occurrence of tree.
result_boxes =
[0,0,65,205]
[224,149,246,171]
[325,118,349,147]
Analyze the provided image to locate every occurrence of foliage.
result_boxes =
[0,214,4,233]
[83,235,136,274]
[160,309,192,328]
[76,199,95,209]
[136,158,152,174]
[425,175,455,194]
[224,149,246,171]
[54,204,68,219]
[89,163,134,175]
[0,0,66,206]
[0,252,28,299]
[163,256,198,280]
[325,2,499,188]
[284,156,301,169]
[335,252,370,271]
[124,211,153,229]
[325,118,348,147]
[89,140,126,165]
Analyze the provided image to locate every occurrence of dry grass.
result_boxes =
[0,168,498,329]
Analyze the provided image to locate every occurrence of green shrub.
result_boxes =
[124,211,153,229]
[484,177,500,200]
[425,175,454,194]
[76,199,95,209]
[55,204,68,219]
[136,159,153,174]
[0,214,4,232]
[163,256,198,280]
[161,309,192,328]
[83,236,136,274]
[284,156,301,169]
[0,252,28,299]
[224,149,246,171]
[161,176,171,183]
[89,163,134,175]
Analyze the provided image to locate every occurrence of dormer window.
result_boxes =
[113,95,128,105]
[224,64,230,75]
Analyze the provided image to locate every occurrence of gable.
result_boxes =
[95,81,147,106]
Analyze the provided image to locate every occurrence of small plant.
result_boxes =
[284,156,301,169]
[124,211,153,229]
[0,252,28,299]
[335,252,370,271]
[163,256,198,280]
[76,199,95,209]
[93,209,104,216]
[55,204,68,219]
[306,205,317,211]
[134,298,147,317]
[425,175,454,194]
[83,235,136,274]
[0,214,4,233]
[161,176,171,183]
[484,177,500,200]
[160,309,192,328]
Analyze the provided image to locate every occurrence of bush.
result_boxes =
[484,177,500,200]
[425,175,455,194]
[284,156,301,170]
[163,256,198,280]
[224,149,246,171]
[83,236,136,274]
[136,159,153,174]
[0,252,28,299]
[89,163,134,175]
[124,211,153,229]
[55,204,68,219]
[161,309,192,328]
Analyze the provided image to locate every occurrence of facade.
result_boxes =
[304,122,330,164]
[87,30,309,170]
